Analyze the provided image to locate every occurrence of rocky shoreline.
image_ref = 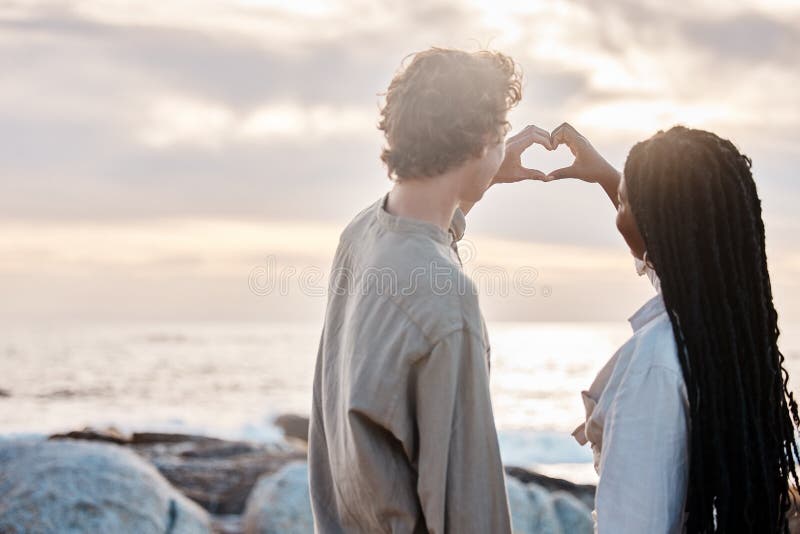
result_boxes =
[1,416,597,533]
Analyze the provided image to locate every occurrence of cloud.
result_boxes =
[0,0,598,225]
[136,96,376,148]
[508,0,800,143]
[1,0,798,228]
[679,11,799,62]
[1,0,799,321]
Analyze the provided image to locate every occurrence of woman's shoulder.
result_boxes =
[594,314,687,421]
[624,312,683,381]
[589,299,687,413]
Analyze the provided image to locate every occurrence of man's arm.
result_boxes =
[413,329,512,534]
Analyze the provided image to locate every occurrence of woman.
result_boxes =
[542,123,800,532]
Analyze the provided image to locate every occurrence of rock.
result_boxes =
[505,465,595,510]
[38,427,598,533]
[46,429,307,516]
[132,432,214,445]
[507,474,593,534]
[49,426,130,445]
[243,462,313,534]
[210,514,244,534]
[0,438,211,534]
[0,388,10,398]
[274,414,309,443]
[130,434,307,515]
[507,476,549,533]
[133,433,255,459]
[241,460,592,534]
[549,491,594,533]
[177,440,254,460]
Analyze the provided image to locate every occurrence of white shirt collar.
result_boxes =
[628,293,667,332]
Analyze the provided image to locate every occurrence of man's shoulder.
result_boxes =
[339,199,461,283]
[339,198,382,242]
[334,198,483,343]
[374,260,482,345]
[361,251,483,345]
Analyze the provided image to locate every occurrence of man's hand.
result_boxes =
[491,125,553,185]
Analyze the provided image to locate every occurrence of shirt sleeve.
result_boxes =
[413,329,512,534]
[595,366,689,534]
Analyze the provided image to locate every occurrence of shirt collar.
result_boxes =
[375,193,458,246]
[628,293,667,332]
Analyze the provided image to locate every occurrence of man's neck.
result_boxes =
[385,175,461,232]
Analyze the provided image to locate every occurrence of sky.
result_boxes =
[1,0,799,325]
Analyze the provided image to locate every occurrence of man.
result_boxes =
[308,47,553,533]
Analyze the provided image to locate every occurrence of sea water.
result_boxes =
[2,321,798,484]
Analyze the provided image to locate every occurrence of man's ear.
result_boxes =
[479,133,495,157]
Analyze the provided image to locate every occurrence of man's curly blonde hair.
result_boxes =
[378,47,522,181]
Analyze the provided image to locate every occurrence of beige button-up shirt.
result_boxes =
[308,195,511,534]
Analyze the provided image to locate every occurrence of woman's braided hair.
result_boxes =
[624,126,800,532]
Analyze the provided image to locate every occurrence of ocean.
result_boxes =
[2,321,799,485]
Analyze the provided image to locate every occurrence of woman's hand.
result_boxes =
[491,125,553,185]
[547,123,618,183]
[546,122,622,208]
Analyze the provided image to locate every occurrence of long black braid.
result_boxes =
[624,126,800,533]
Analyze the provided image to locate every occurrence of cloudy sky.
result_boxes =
[1,0,799,325]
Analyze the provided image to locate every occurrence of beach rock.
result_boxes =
[549,491,595,533]
[210,514,244,534]
[39,427,600,532]
[505,465,595,510]
[243,462,313,534]
[507,476,546,532]
[0,438,211,534]
[130,434,307,515]
[132,432,215,445]
[49,426,130,445]
[241,460,592,534]
[274,414,309,443]
[507,475,593,534]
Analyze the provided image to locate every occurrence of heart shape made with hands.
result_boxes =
[495,124,582,184]
[521,139,575,179]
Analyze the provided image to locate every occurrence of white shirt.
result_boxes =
[572,260,690,533]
